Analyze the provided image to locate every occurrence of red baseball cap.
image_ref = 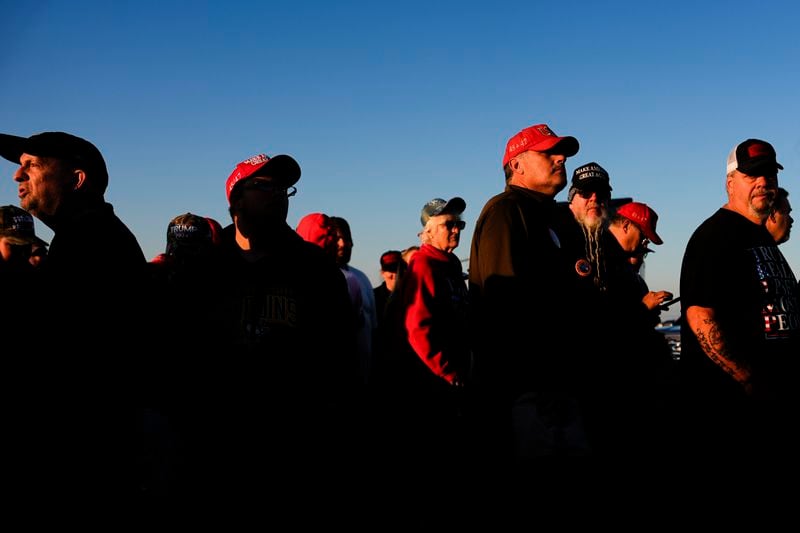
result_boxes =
[616,202,663,245]
[296,212,333,250]
[379,250,403,272]
[502,124,579,166]
[225,153,301,204]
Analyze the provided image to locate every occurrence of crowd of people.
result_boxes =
[0,124,796,498]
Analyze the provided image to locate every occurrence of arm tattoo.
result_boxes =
[695,318,750,385]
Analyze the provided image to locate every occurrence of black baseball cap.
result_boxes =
[726,139,783,176]
[0,131,109,192]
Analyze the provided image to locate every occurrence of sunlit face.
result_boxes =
[512,150,569,197]
[570,189,610,230]
[14,154,74,221]
[427,214,464,253]
[727,169,777,220]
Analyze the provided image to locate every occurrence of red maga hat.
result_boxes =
[616,202,663,245]
[225,153,300,204]
[502,124,579,167]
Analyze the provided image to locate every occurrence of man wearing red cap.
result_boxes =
[176,151,360,493]
[219,150,358,380]
[469,123,590,459]
[588,201,677,453]
[679,138,799,455]
[609,201,673,311]
[374,250,403,323]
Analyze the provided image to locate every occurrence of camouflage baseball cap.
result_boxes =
[0,205,48,246]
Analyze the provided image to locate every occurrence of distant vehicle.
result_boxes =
[655,318,681,361]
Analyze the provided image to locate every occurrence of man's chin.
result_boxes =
[583,217,603,231]
[752,198,772,215]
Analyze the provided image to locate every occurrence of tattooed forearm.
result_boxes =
[695,318,751,386]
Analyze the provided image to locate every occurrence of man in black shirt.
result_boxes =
[679,138,799,455]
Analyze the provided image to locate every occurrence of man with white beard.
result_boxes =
[555,162,668,454]
[556,162,613,293]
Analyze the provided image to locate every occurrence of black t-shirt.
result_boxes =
[680,208,799,394]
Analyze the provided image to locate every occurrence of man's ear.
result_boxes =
[73,169,87,191]
[725,173,735,195]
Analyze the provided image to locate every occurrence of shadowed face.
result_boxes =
[332,227,352,266]
[381,269,398,291]
[767,196,793,244]
[231,176,291,240]
[570,188,610,230]
[618,219,648,254]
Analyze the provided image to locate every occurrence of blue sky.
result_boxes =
[2,0,798,320]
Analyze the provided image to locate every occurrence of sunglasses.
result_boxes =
[636,231,650,250]
[243,179,297,198]
[440,220,466,231]
[576,190,610,201]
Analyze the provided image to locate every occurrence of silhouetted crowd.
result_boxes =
[0,126,796,502]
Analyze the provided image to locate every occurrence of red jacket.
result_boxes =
[400,244,470,385]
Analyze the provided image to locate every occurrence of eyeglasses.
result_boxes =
[576,190,609,201]
[626,220,649,247]
[243,179,297,198]
[440,220,466,231]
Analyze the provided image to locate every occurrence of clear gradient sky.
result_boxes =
[2,0,798,321]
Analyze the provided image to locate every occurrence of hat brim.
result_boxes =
[380,260,401,272]
[738,160,784,176]
[0,233,36,246]
[439,196,467,216]
[571,177,612,193]
[0,134,27,164]
[251,154,301,188]
[645,229,663,246]
[532,136,579,157]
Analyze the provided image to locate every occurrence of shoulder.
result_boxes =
[407,249,442,279]
[690,208,760,248]
[349,265,371,283]
[475,191,526,230]
[480,188,520,212]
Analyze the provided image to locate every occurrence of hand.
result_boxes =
[643,290,673,311]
